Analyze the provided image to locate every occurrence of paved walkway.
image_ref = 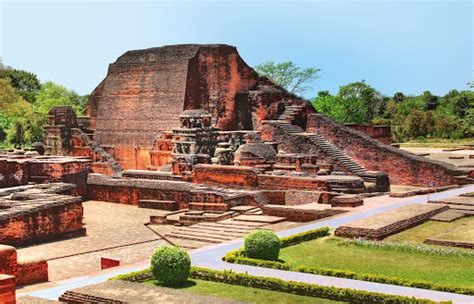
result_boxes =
[20,185,474,303]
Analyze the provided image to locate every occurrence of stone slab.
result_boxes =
[430,210,465,222]
[233,214,285,224]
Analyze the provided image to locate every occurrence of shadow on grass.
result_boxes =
[152,280,197,289]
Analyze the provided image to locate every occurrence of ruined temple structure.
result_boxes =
[52,43,469,187]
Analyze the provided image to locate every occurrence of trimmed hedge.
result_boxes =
[244,230,281,260]
[151,246,191,286]
[111,267,446,304]
[190,267,445,304]
[280,227,330,247]
[297,265,474,296]
[223,249,289,270]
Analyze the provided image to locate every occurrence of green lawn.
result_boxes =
[279,237,474,289]
[145,278,344,304]
[385,217,474,244]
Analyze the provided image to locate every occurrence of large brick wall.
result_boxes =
[86,44,310,170]
[0,160,28,188]
[307,114,465,186]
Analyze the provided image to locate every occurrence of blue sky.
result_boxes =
[1,0,472,98]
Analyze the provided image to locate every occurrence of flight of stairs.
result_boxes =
[274,106,368,176]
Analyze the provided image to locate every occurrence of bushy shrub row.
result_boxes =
[190,267,445,304]
[223,249,289,270]
[297,265,474,296]
[280,227,330,247]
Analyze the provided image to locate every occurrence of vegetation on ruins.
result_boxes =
[112,266,444,304]
[150,245,191,286]
[244,230,281,261]
[312,81,473,142]
[0,66,88,148]
[255,61,320,94]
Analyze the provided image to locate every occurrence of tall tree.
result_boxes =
[255,61,320,95]
[422,90,439,111]
[337,81,383,123]
[0,69,40,102]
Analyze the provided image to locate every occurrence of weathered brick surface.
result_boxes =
[0,274,16,304]
[86,45,310,170]
[0,245,48,287]
[345,124,392,145]
[261,204,346,222]
[0,245,17,276]
[307,114,464,186]
[16,258,48,286]
[0,184,85,247]
[192,165,259,188]
[335,204,449,239]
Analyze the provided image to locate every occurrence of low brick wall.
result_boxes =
[257,174,329,191]
[335,204,449,240]
[193,165,259,188]
[0,199,85,247]
[308,114,464,186]
[0,274,16,304]
[16,259,48,286]
[262,205,346,222]
[0,245,48,286]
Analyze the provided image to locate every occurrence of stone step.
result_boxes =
[166,231,232,243]
[197,221,265,229]
[188,202,229,211]
[192,223,259,233]
[177,226,245,238]
[138,200,178,211]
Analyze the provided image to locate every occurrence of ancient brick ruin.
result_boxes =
[1,44,472,294]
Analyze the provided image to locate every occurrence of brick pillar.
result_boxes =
[0,274,16,304]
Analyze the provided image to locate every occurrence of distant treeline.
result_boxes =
[312,81,473,142]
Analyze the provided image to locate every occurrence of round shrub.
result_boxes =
[151,246,191,286]
[244,230,281,261]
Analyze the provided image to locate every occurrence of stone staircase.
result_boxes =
[272,109,369,176]
[165,220,267,244]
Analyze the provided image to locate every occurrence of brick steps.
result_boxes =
[189,202,229,211]
[193,224,260,233]
[165,232,231,243]
[176,226,245,238]
[138,199,178,211]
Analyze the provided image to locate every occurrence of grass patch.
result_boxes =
[399,138,473,148]
[280,236,474,289]
[144,278,344,303]
[385,217,474,244]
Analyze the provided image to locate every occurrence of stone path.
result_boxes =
[19,185,474,303]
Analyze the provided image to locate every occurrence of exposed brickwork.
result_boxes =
[0,274,15,304]
[0,184,85,247]
[334,204,449,240]
[307,114,465,186]
[0,155,91,196]
[345,124,392,145]
[16,258,48,286]
[0,245,48,287]
[261,204,346,222]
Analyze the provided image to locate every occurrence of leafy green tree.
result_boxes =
[0,69,40,102]
[337,81,383,123]
[422,90,439,111]
[393,92,405,103]
[255,61,320,95]
[34,81,86,115]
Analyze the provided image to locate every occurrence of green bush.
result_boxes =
[280,227,330,247]
[244,230,281,261]
[150,246,191,286]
